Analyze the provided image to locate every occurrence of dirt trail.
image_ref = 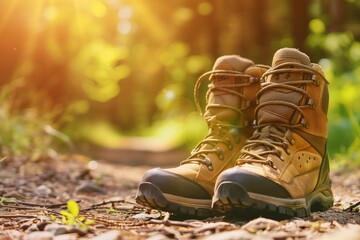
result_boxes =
[0,155,359,239]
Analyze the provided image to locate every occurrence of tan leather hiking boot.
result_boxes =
[213,48,333,217]
[136,55,269,217]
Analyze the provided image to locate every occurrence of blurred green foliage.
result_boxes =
[0,80,70,158]
[0,0,359,166]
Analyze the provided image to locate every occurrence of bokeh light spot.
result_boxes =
[198,2,213,16]
[350,42,360,61]
[90,1,107,18]
[174,7,193,23]
[309,18,325,34]
[118,21,132,35]
[118,6,133,19]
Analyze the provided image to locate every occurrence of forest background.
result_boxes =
[0,0,359,168]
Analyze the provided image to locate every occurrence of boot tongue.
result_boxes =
[272,47,310,67]
[204,55,254,124]
[257,48,311,126]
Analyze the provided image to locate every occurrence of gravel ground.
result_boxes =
[0,155,359,240]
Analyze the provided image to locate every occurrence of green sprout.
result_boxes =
[0,197,16,205]
[53,200,95,230]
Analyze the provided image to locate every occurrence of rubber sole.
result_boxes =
[135,182,217,218]
[212,181,334,218]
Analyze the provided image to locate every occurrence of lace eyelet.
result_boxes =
[301,118,309,128]
[265,160,277,169]
[225,138,233,150]
[312,75,320,85]
[218,152,224,160]
[286,148,291,155]
[308,99,316,109]
[215,147,224,160]
[203,157,213,170]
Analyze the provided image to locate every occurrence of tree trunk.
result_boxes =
[291,0,310,51]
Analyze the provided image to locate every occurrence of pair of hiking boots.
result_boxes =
[136,48,334,218]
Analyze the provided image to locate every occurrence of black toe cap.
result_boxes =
[141,168,211,199]
[216,167,291,198]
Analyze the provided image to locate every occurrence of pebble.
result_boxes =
[131,212,161,220]
[37,221,51,231]
[23,231,54,240]
[35,185,53,197]
[90,230,122,240]
[53,233,79,240]
[74,182,107,194]
[242,217,280,232]
[318,224,360,240]
[44,223,70,235]
[25,224,39,233]
[20,222,32,231]
[147,233,171,240]
[202,229,254,240]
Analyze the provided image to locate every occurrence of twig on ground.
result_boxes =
[344,201,360,212]
[0,214,38,218]
[13,200,82,208]
[0,204,60,216]
[149,218,200,228]
[81,199,126,212]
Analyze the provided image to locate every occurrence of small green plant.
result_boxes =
[0,197,16,205]
[107,207,117,214]
[52,200,95,230]
[0,79,71,159]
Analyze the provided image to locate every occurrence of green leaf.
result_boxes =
[50,215,58,222]
[60,210,73,218]
[0,197,16,205]
[67,200,80,217]
[107,207,117,214]
[61,215,68,224]
[84,219,95,225]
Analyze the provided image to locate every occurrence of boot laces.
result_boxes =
[181,69,257,170]
[237,62,327,169]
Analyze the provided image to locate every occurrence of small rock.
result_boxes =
[90,230,122,240]
[53,233,79,240]
[74,182,107,194]
[203,229,254,240]
[0,234,12,240]
[0,230,23,240]
[20,222,32,231]
[35,185,52,197]
[310,212,323,221]
[67,228,88,237]
[25,224,39,233]
[37,222,51,231]
[24,231,54,240]
[242,217,280,232]
[318,224,360,240]
[44,223,70,235]
[131,212,161,220]
[147,233,171,240]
